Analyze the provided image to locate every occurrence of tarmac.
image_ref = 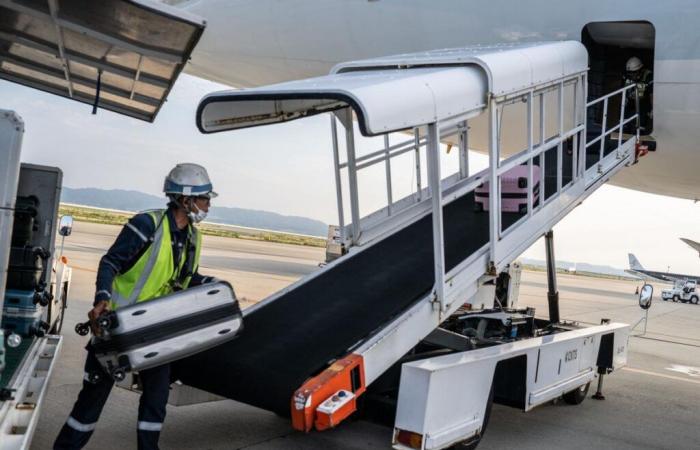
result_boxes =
[29,221,700,449]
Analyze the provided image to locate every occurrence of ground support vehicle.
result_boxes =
[0,111,70,450]
[171,41,637,449]
[661,280,698,304]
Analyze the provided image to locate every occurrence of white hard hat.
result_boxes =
[163,163,218,198]
[626,57,643,72]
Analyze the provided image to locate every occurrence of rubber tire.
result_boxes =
[691,296,699,305]
[673,295,680,302]
[448,384,494,450]
[662,297,668,301]
[563,382,590,405]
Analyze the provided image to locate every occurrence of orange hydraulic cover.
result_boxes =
[291,354,365,432]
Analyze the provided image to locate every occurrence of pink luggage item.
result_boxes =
[474,165,540,214]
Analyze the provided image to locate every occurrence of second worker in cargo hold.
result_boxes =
[54,163,220,450]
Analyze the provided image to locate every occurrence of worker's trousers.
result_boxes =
[53,347,170,450]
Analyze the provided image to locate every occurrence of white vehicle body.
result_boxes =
[661,280,699,304]
[394,322,628,450]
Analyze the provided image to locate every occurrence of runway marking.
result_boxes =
[622,366,700,384]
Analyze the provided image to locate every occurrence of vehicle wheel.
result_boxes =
[111,368,127,382]
[448,384,494,450]
[563,382,590,405]
[673,295,680,302]
[662,297,669,301]
[691,296,699,305]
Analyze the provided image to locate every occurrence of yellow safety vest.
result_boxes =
[111,210,202,310]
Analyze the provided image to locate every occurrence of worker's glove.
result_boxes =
[88,300,111,336]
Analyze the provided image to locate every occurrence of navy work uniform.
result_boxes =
[54,206,213,450]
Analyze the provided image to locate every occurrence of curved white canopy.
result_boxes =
[197,41,587,135]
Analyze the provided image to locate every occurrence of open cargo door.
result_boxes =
[0,0,205,121]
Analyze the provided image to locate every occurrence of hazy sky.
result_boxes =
[3,75,700,274]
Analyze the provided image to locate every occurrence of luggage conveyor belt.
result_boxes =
[174,149,593,415]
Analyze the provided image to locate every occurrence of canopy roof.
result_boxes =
[0,0,205,122]
[197,41,588,135]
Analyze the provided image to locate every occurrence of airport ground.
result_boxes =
[30,221,700,449]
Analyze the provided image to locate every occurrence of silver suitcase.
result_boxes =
[90,281,242,380]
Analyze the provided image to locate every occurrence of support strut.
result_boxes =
[544,230,560,324]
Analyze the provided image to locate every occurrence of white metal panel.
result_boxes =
[395,358,495,449]
[0,335,62,450]
[394,323,629,449]
[333,41,588,98]
[197,66,487,135]
[0,110,23,314]
[0,0,205,121]
[197,42,587,135]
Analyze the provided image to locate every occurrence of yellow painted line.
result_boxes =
[622,366,700,385]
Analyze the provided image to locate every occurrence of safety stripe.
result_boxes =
[113,211,165,308]
[83,372,91,382]
[137,421,163,432]
[126,222,149,243]
[66,416,97,433]
[95,290,111,299]
[104,259,119,272]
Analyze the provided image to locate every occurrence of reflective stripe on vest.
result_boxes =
[111,210,199,309]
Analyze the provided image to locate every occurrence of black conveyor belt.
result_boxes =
[175,147,586,415]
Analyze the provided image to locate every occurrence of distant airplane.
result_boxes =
[627,252,699,283]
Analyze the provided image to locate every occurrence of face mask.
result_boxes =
[186,200,208,224]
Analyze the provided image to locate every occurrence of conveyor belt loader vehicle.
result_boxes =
[170,41,641,449]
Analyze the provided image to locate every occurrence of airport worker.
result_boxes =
[54,163,219,450]
[623,56,653,134]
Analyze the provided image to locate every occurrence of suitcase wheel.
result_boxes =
[33,291,49,307]
[111,368,127,382]
[31,325,45,338]
[97,316,112,330]
[75,322,90,336]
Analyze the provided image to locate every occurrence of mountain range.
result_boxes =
[61,187,328,237]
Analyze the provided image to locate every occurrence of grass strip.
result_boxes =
[59,204,326,248]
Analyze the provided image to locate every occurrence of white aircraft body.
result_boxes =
[171,0,700,202]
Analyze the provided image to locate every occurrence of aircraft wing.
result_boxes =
[0,0,205,122]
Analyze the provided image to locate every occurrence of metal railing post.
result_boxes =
[384,134,393,214]
[426,122,446,311]
[459,120,469,179]
[618,89,627,158]
[330,115,345,239]
[489,98,500,269]
[343,108,362,244]
[527,91,534,217]
[414,128,422,201]
[539,93,546,206]
[557,81,564,193]
[599,98,608,168]
[580,73,588,178]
